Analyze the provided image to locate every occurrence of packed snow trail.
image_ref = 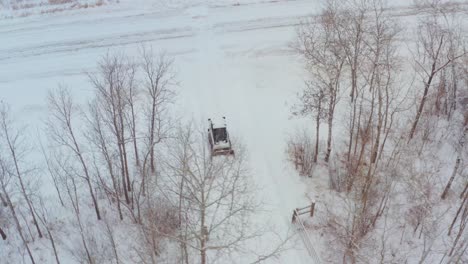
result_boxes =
[180,4,315,263]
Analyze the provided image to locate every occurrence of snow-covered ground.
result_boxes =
[1,0,465,263]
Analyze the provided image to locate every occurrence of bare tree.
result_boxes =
[87,100,124,220]
[88,53,137,204]
[0,102,43,238]
[47,87,101,220]
[441,157,461,199]
[33,197,61,264]
[0,192,7,207]
[305,2,411,262]
[286,128,316,177]
[447,189,467,256]
[408,2,466,140]
[292,80,328,163]
[0,153,36,264]
[161,124,288,264]
[61,158,94,264]
[39,138,66,207]
[294,3,346,163]
[102,212,120,264]
[140,47,176,177]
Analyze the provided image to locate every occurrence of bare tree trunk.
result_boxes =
[0,192,7,207]
[348,99,358,162]
[141,49,175,177]
[66,175,93,264]
[441,157,461,199]
[0,226,6,240]
[314,101,321,163]
[127,80,141,169]
[448,191,467,236]
[1,185,36,264]
[116,129,130,204]
[34,199,61,264]
[461,181,468,199]
[118,94,132,194]
[449,199,467,256]
[104,217,120,264]
[178,174,189,264]
[88,104,124,220]
[371,78,385,164]
[452,241,467,263]
[325,89,338,163]
[377,71,394,163]
[149,101,157,174]
[409,68,437,140]
[48,89,101,220]
[408,17,465,140]
[86,176,101,220]
[325,108,333,163]
[19,208,35,242]
[40,142,66,207]
[200,195,207,264]
[448,39,458,118]
[1,110,43,238]
[44,224,60,264]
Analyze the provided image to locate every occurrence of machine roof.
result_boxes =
[210,117,227,129]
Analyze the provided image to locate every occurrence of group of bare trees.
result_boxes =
[293,0,467,262]
[43,49,178,263]
[0,48,176,263]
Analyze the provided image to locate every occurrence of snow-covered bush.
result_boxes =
[286,128,316,177]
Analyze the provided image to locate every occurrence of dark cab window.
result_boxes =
[213,128,227,142]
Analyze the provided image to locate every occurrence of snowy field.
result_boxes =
[1,0,467,263]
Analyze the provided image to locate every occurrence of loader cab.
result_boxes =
[213,127,227,143]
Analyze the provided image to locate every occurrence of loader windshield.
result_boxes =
[213,128,227,142]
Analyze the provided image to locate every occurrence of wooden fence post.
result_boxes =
[292,209,298,223]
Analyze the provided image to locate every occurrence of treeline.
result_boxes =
[292,0,467,262]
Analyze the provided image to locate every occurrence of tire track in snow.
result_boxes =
[0,13,305,63]
[3,2,468,64]
[0,27,195,62]
[220,67,312,263]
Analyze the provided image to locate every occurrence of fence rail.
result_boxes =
[293,208,321,264]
